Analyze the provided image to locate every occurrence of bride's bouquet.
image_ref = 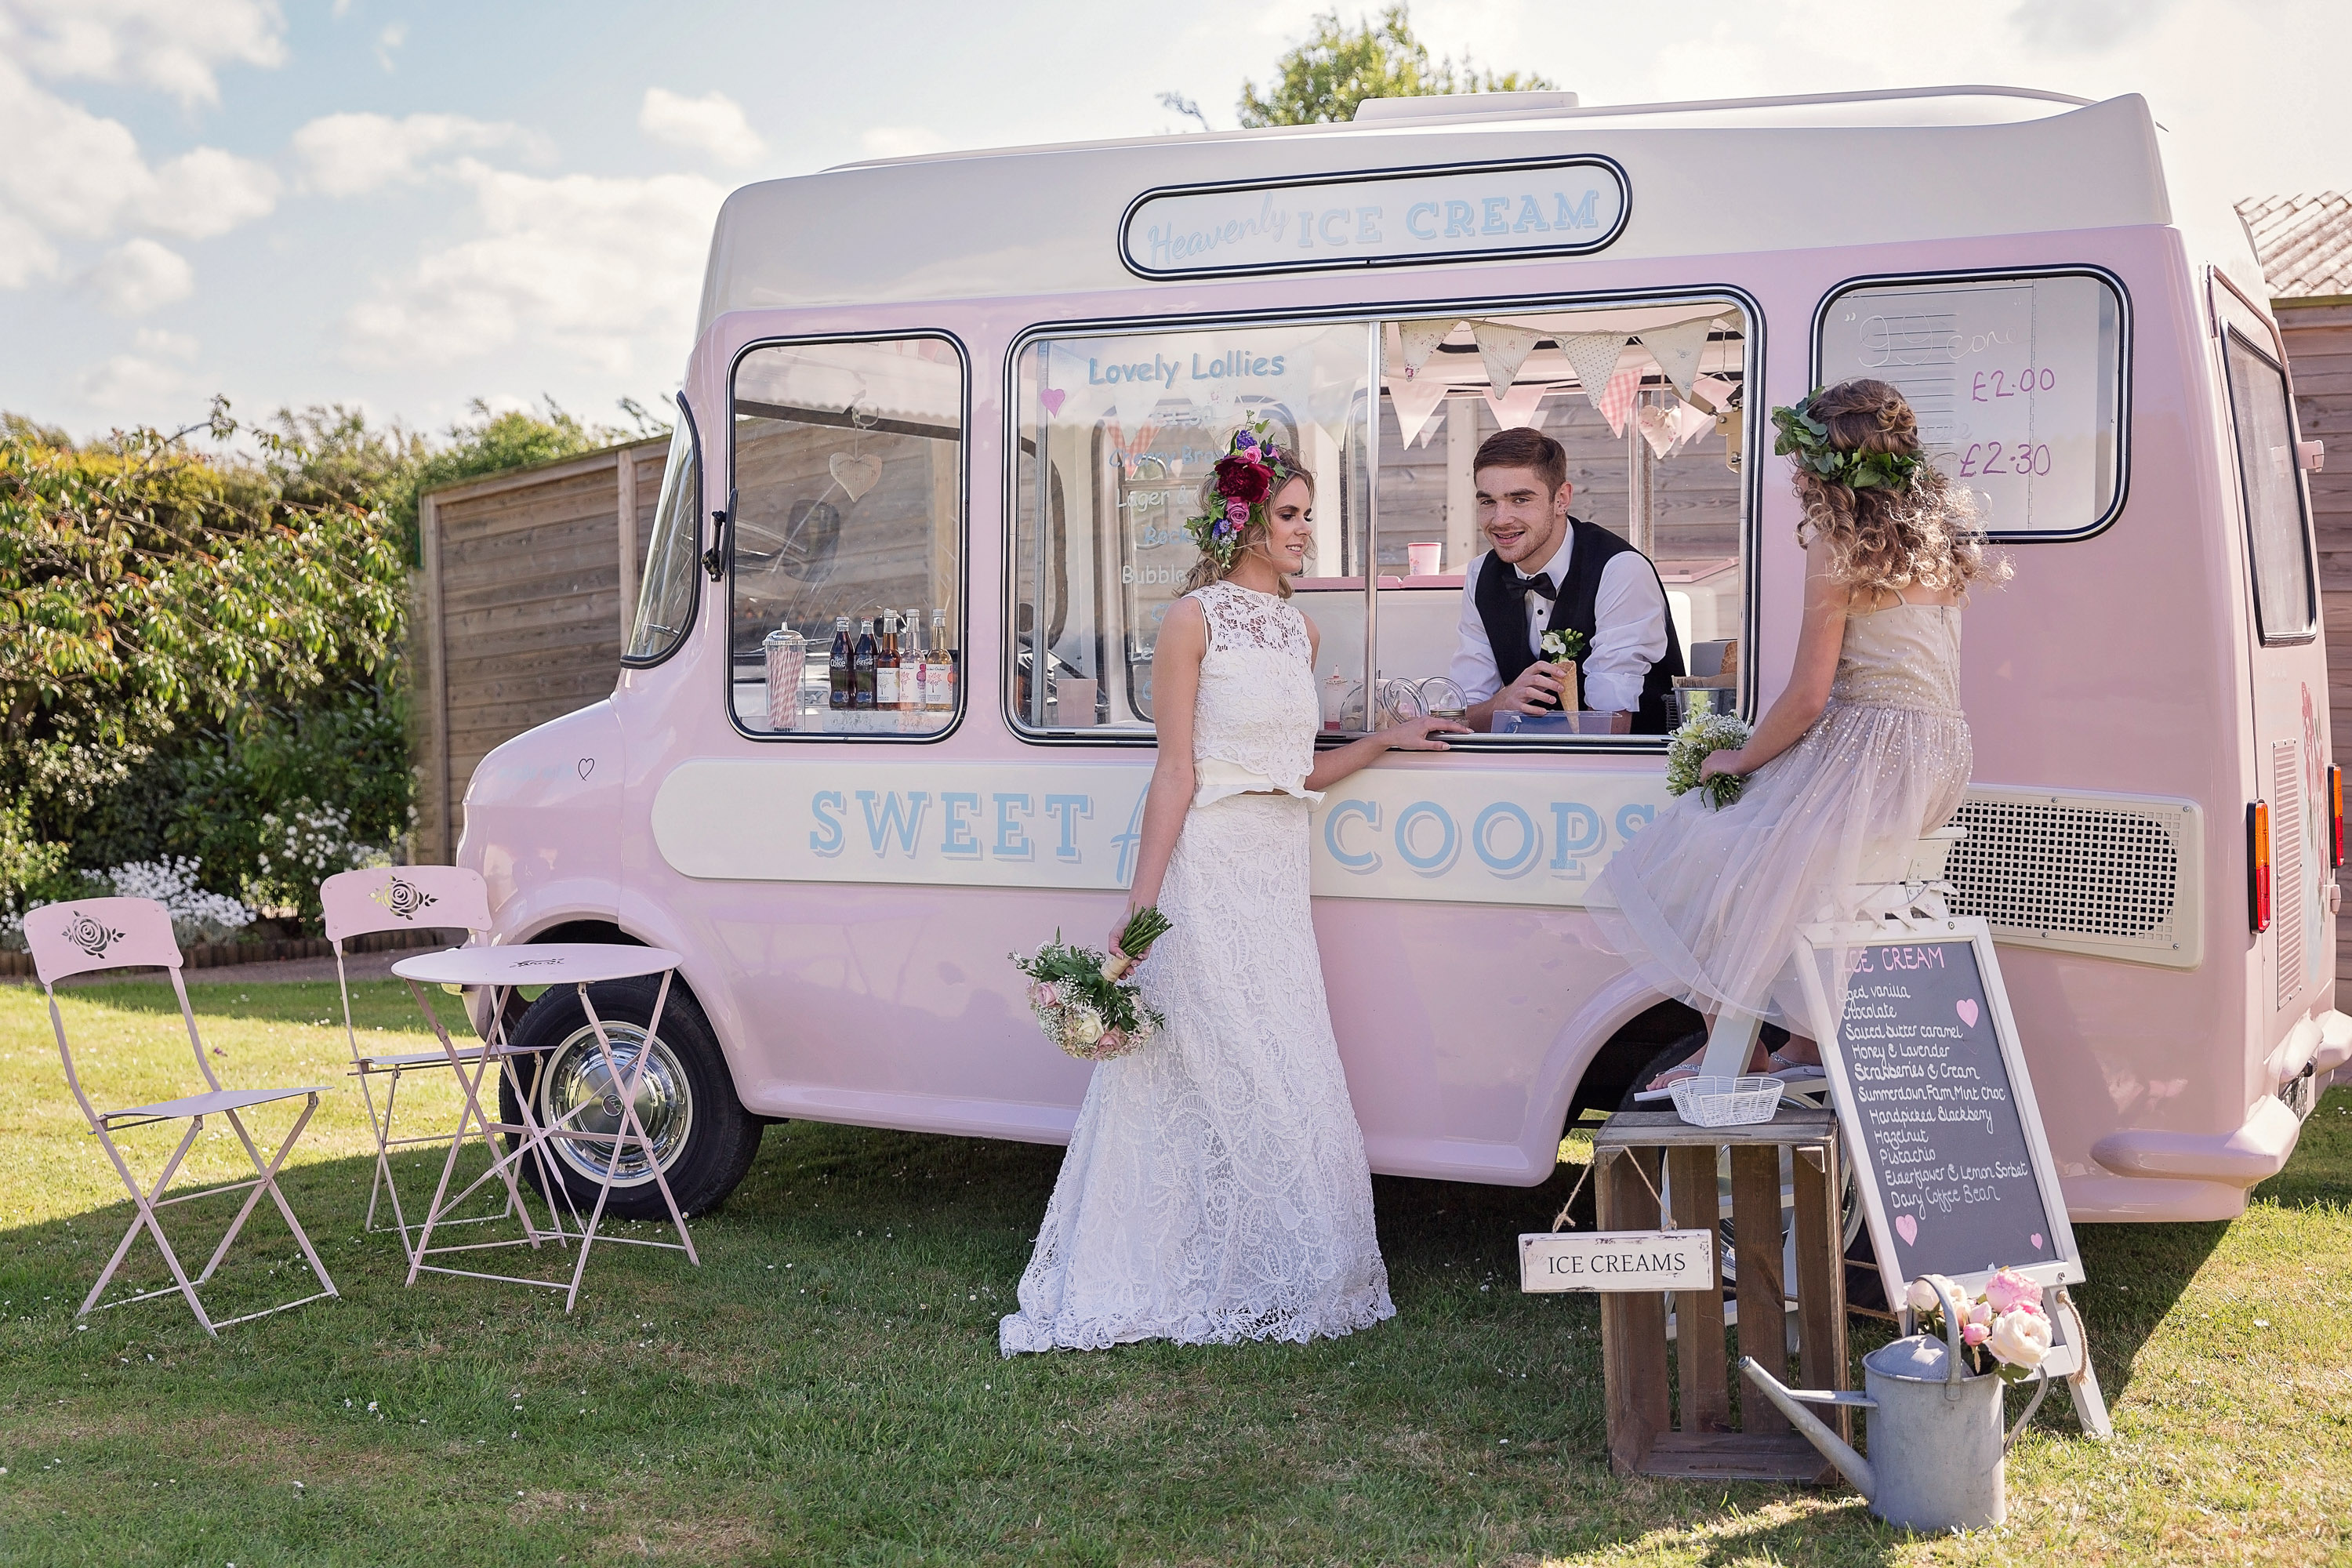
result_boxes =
[1012,907,1172,1062]
[1665,710,1754,810]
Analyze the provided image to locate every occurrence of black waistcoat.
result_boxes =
[1474,517,1686,735]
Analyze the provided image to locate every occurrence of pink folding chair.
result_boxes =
[320,865,520,1261]
[28,897,339,1336]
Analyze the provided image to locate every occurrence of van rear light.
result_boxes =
[2249,801,2272,933]
[2331,766,2345,869]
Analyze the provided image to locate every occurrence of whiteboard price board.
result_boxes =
[1794,916,2085,1303]
[1817,271,2125,537]
[1518,1229,1715,1294]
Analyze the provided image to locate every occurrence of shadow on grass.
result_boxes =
[24,971,470,1035]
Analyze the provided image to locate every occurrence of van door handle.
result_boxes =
[702,508,730,580]
[2299,440,2325,472]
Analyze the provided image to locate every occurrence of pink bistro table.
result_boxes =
[390,943,698,1311]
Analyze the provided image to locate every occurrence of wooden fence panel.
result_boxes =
[410,437,669,864]
[2281,301,2352,988]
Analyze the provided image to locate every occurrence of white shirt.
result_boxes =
[1449,526,1672,714]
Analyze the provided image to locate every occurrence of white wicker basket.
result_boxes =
[1668,1074,1786,1128]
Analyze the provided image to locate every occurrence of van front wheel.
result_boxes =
[498,975,762,1221]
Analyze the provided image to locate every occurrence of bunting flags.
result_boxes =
[1636,401,1679,459]
[1471,321,1543,396]
[1637,317,1717,401]
[1396,319,1459,379]
[1596,362,1642,437]
[1557,332,1629,414]
[1482,379,1550,430]
[1388,372,1450,448]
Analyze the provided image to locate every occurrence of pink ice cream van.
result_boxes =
[457,85,2343,1227]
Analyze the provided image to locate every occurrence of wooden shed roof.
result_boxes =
[2238,192,2352,303]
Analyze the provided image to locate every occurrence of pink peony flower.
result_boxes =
[1962,1321,1990,1346]
[1984,1268,2041,1314]
[1904,1279,1943,1315]
[1968,1301,1994,1327]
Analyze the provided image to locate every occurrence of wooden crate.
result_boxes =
[1595,1105,1847,1481]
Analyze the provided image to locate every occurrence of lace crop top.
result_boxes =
[1185,581,1323,808]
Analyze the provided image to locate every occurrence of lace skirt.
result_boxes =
[999,793,1396,1356]
[1589,701,1972,1040]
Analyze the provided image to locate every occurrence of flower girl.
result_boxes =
[1591,379,2007,1080]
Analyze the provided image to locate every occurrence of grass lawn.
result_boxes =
[1,976,2347,1566]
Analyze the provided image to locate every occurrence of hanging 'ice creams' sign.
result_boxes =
[1120,156,1630,279]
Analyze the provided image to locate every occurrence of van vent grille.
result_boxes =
[2274,742,2305,1007]
[1944,790,2198,965]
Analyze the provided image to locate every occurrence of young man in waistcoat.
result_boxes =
[1450,426,1684,733]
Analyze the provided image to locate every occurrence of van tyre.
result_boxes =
[498,974,762,1221]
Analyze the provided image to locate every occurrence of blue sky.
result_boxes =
[2,0,2342,442]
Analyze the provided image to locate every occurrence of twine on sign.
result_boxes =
[1549,1145,1664,1232]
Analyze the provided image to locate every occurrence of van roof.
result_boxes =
[697,88,2169,328]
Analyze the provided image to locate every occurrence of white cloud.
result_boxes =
[134,325,198,358]
[0,0,287,109]
[85,237,192,314]
[74,348,190,412]
[144,147,280,238]
[344,159,726,372]
[292,111,541,197]
[638,88,764,167]
[0,59,278,290]
[374,20,403,73]
[860,126,951,160]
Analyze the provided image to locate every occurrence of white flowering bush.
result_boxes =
[102,858,256,946]
[251,800,390,921]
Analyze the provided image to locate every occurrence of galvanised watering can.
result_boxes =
[1740,1274,2049,1531]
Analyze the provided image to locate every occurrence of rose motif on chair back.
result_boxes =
[370,876,438,922]
[62,909,123,958]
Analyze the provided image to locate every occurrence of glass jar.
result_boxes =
[762,620,807,731]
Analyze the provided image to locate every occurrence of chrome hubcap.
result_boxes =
[535,1022,693,1188]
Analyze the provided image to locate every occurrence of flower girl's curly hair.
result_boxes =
[1788,379,2009,597]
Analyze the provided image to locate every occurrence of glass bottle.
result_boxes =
[926,610,954,711]
[853,617,877,709]
[828,616,854,710]
[902,608,927,713]
[875,611,900,710]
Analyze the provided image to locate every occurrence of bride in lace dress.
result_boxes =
[1000,427,1463,1356]
[1590,379,2008,1075]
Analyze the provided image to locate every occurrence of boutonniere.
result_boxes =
[1540,627,1588,663]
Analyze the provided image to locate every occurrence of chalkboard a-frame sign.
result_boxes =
[1795,916,2085,1306]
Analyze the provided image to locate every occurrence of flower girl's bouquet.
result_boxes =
[1011,907,1172,1062]
[1665,710,1754,810]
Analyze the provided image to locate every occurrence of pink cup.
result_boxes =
[1406,543,1443,576]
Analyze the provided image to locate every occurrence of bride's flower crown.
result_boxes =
[1186,420,1302,569]
[1771,394,1923,492]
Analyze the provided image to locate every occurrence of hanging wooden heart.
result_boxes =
[829,452,884,501]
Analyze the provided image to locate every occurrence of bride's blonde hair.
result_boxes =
[1790,379,2009,597]
[1178,469,1316,599]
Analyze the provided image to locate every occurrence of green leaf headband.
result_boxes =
[1185,417,1302,570]
[1770,394,1923,492]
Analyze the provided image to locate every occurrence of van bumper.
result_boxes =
[2087,1094,2303,1188]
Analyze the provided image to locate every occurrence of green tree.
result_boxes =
[1237,2,1554,129]
[381,397,622,561]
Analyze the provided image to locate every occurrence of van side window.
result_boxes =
[623,399,702,666]
[2223,327,2318,642]
[1817,271,2125,539]
[728,336,964,737]
[1011,323,1371,731]
[1009,301,1751,743]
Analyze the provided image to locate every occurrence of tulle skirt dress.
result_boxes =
[1589,604,1972,1040]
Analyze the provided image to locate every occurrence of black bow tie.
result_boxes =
[1507,572,1557,601]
